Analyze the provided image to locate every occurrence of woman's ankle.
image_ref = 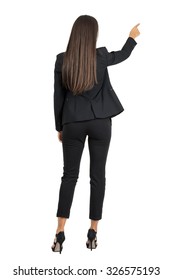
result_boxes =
[90,220,99,232]
[56,228,64,234]
[56,217,67,234]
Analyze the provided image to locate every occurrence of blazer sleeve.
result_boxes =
[105,37,137,66]
[53,54,66,132]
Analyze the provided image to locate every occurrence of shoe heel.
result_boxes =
[59,243,63,254]
[86,229,97,251]
[51,231,65,253]
[90,239,93,251]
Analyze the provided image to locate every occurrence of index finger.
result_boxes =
[135,23,140,28]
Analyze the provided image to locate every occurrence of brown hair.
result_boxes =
[62,15,98,95]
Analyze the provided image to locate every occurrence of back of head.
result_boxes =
[62,15,98,95]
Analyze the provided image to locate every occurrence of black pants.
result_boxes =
[56,118,112,220]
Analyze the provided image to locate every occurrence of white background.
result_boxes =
[0,0,173,279]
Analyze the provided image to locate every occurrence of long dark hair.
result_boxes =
[62,15,98,95]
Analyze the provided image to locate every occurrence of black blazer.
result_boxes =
[54,37,137,132]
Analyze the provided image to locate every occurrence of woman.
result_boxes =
[52,15,140,253]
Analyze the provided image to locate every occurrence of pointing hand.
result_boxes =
[129,23,140,39]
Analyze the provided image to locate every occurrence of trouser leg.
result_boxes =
[56,122,86,218]
[88,118,112,220]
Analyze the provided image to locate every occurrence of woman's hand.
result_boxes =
[129,23,140,39]
[58,131,63,142]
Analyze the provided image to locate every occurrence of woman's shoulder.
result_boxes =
[96,47,108,56]
[54,52,64,71]
[96,47,109,66]
[56,52,64,62]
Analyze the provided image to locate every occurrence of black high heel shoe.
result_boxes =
[51,231,65,254]
[86,229,97,250]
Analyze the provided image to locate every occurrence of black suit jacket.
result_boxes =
[54,37,137,131]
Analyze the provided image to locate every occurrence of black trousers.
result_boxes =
[56,118,112,220]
